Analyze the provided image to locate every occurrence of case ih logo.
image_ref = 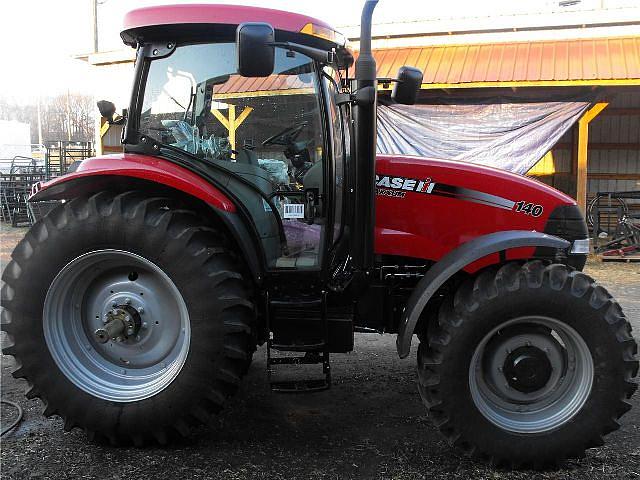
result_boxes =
[375,175,435,198]
[375,173,520,212]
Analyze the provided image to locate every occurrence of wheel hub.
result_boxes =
[43,249,191,402]
[469,316,594,433]
[502,346,552,393]
[94,304,142,344]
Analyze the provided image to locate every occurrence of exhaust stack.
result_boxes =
[352,0,379,273]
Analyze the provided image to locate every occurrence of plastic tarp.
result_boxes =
[376,97,593,175]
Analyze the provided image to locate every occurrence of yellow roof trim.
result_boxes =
[404,79,640,89]
[213,88,315,99]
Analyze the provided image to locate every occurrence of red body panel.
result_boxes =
[374,155,576,270]
[30,154,236,213]
[122,4,333,36]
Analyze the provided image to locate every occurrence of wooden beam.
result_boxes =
[210,105,254,159]
[235,106,253,128]
[213,88,313,99]
[100,121,110,138]
[576,120,589,214]
[582,102,609,123]
[95,116,106,156]
[210,109,229,130]
[576,102,609,214]
[228,104,236,157]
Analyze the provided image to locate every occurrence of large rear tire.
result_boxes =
[417,261,638,468]
[1,191,256,445]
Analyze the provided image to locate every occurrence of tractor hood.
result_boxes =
[374,154,584,270]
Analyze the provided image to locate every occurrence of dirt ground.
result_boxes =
[1,223,639,480]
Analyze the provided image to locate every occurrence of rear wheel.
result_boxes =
[1,191,255,445]
[417,261,638,467]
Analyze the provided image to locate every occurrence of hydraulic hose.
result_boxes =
[1,399,24,437]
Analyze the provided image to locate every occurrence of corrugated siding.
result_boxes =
[372,36,640,85]
[588,104,640,200]
[531,91,640,204]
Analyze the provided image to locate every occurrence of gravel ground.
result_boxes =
[1,223,639,480]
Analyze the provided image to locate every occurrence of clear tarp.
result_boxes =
[377,96,594,175]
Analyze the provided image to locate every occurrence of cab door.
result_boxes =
[322,67,353,286]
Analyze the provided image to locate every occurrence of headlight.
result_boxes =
[570,238,590,254]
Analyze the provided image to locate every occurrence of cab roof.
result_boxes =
[121,4,343,47]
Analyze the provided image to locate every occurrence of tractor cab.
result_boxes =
[115,3,419,278]
[117,8,354,273]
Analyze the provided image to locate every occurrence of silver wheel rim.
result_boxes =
[43,249,190,402]
[469,316,593,433]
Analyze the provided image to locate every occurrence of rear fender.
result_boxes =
[396,230,570,358]
[29,154,265,283]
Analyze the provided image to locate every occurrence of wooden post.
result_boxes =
[228,104,236,155]
[96,117,111,156]
[576,102,608,214]
[211,104,253,159]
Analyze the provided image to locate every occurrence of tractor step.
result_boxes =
[265,291,331,393]
[269,352,324,364]
[270,378,330,393]
[271,342,325,352]
[267,347,331,393]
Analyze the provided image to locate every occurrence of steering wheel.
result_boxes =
[262,121,308,146]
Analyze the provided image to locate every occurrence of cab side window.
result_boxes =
[323,67,348,244]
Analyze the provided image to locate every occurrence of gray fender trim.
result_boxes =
[396,230,570,358]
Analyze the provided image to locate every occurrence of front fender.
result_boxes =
[30,153,236,213]
[396,230,570,358]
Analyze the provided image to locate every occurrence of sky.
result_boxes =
[0,0,632,102]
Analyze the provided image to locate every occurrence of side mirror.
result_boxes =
[97,100,117,123]
[236,22,275,77]
[391,66,423,105]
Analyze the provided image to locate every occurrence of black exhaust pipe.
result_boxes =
[355,0,378,82]
[352,0,379,273]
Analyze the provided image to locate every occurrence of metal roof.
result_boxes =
[216,36,640,98]
[373,36,640,88]
[214,74,310,98]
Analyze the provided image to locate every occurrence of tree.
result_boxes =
[0,94,95,145]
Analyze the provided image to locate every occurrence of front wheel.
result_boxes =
[1,191,256,445]
[417,261,638,468]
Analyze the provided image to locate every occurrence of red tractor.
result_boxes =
[2,1,637,467]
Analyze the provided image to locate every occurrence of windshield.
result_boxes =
[139,42,323,182]
[138,42,326,269]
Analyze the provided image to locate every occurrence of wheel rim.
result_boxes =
[469,316,593,433]
[43,249,191,402]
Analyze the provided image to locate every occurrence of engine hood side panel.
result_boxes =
[374,155,578,269]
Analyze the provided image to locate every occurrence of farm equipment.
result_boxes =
[2,1,637,468]
[588,191,640,260]
[0,142,93,227]
[0,157,47,226]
